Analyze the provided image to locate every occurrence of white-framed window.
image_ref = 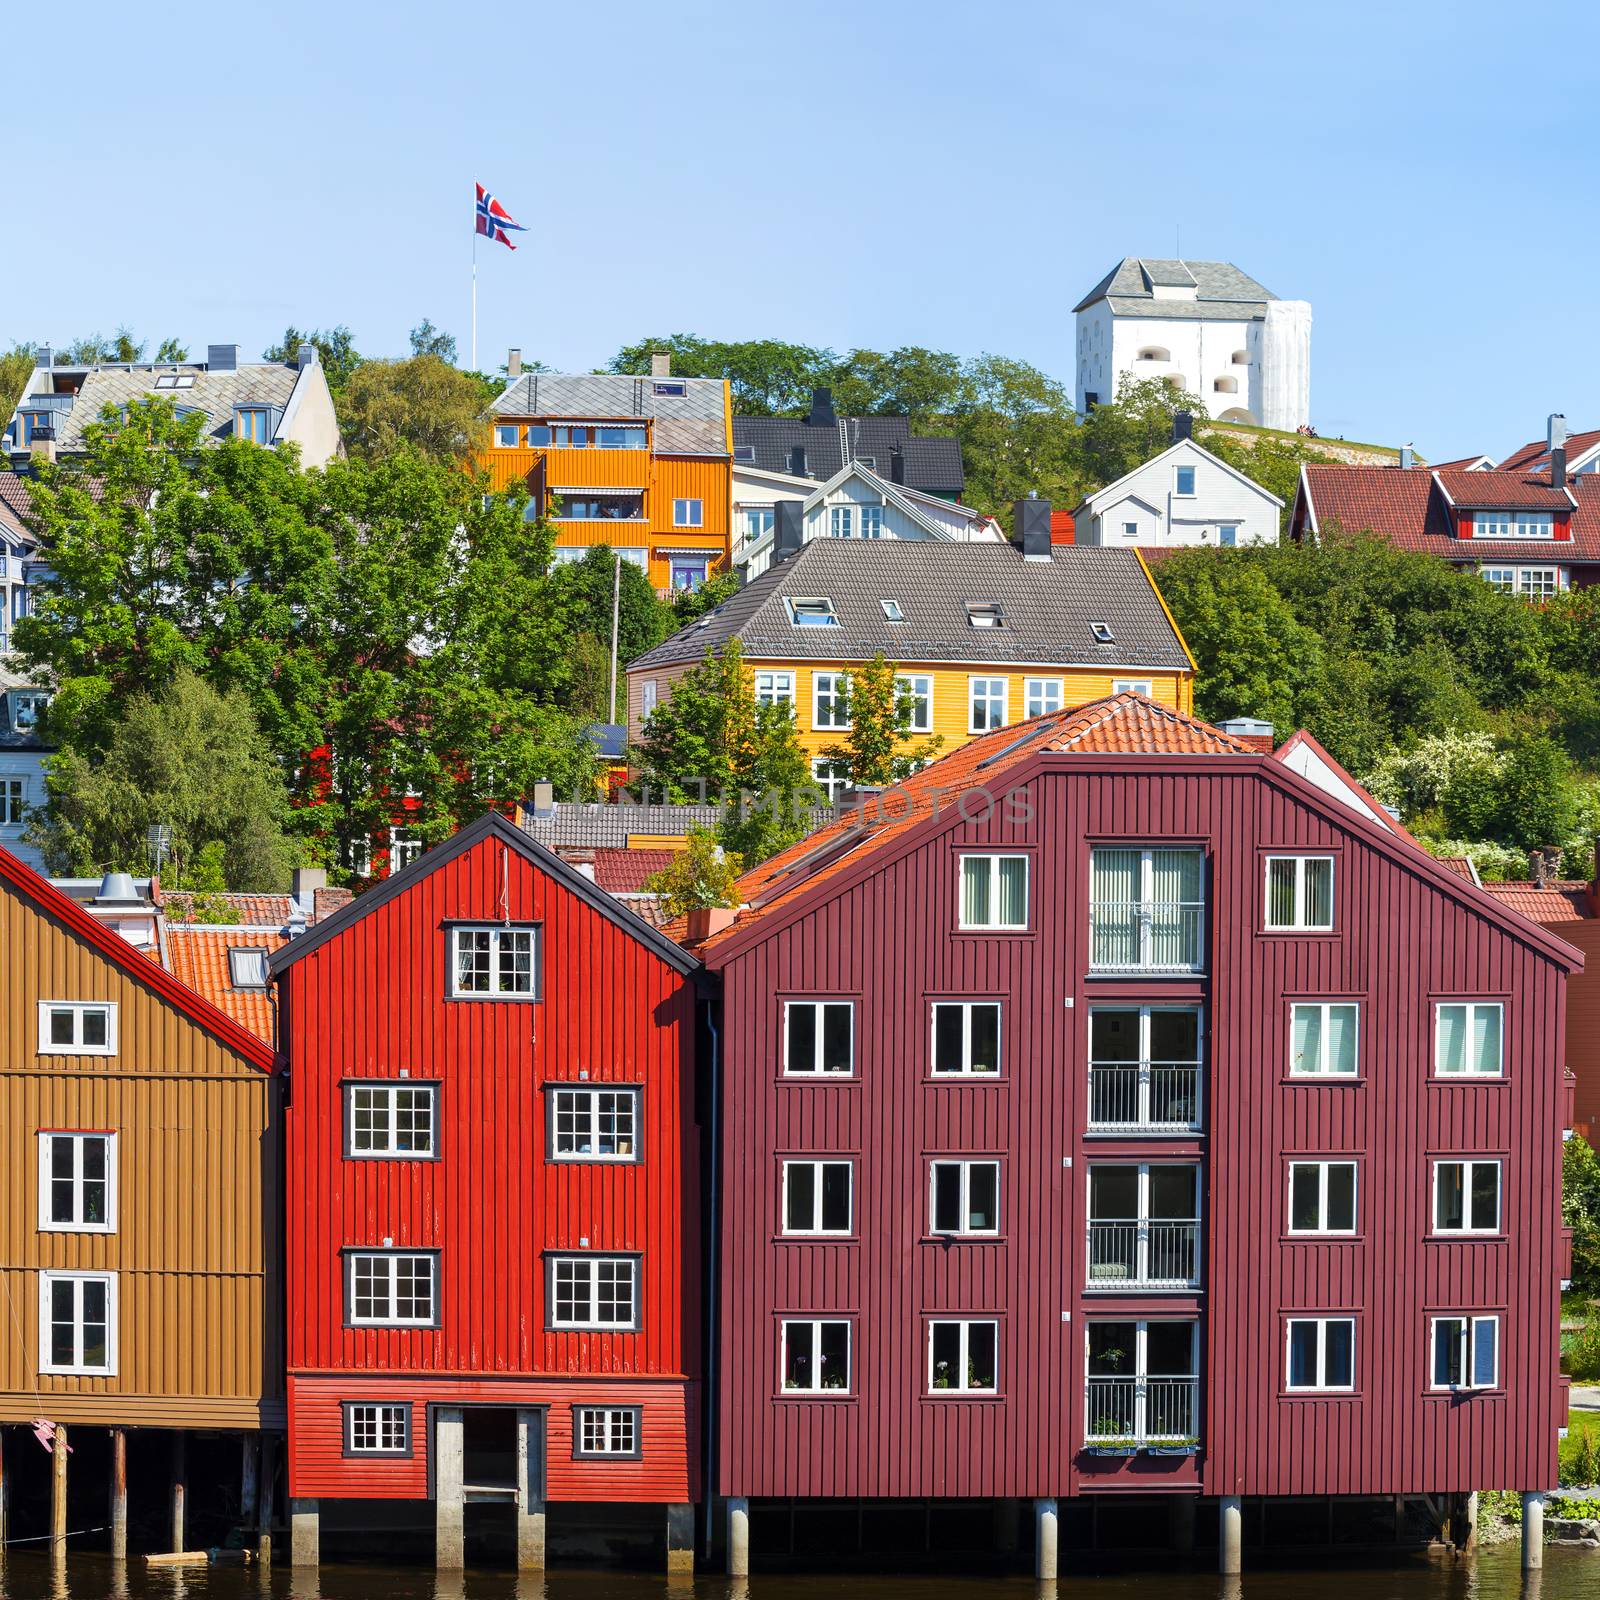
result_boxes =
[347,1083,437,1158]
[783,1000,854,1075]
[673,498,703,528]
[1024,677,1063,718]
[1086,1163,1201,1288]
[1175,465,1196,496]
[881,599,904,621]
[389,827,423,871]
[1089,847,1205,972]
[782,1159,853,1235]
[227,947,270,990]
[574,1406,640,1457]
[1471,510,1552,539]
[1285,1317,1355,1391]
[1264,855,1334,931]
[550,1086,639,1161]
[966,602,1003,629]
[754,670,795,708]
[931,1002,1002,1075]
[811,758,852,803]
[786,597,838,627]
[829,506,854,538]
[813,672,851,730]
[930,1160,1000,1234]
[929,1319,998,1393]
[1085,1319,1198,1443]
[968,676,1008,732]
[549,1255,638,1330]
[1432,1160,1501,1234]
[895,674,932,732]
[39,1271,116,1375]
[37,1001,117,1056]
[1,776,25,825]
[1435,1002,1503,1077]
[640,679,658,721]
[494,424,521,448]
[38,1132,116,1232]
[780,1318,850,1392]
[860,505,884,538]
[347,1251,437,1326]
[1431,1315,1499,1390]
[1219,525,1238,547]
[346,1402,409,1455]
[958,854,1028,930]
[1289,1003,1359,1076]
[1122,521,1139,540]
[450,925,539,997]
[1287,1161,1357,1235]
[1086,1006,1204,1132]
[1516,567,1560,598]
[1112,678,1154,696]
[1480,566,1515,591]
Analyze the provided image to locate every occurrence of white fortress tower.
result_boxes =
[1074,258,1311,431]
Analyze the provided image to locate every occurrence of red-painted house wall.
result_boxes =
[279,826,701,1502]
[708,756,1573,1501]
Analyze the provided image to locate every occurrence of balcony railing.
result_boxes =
[1087,1220,1200,1289]
[1088,1061,1203,1133]
[1088,901,1205,973]
[1085,1376,1198,1443]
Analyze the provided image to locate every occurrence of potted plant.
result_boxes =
[1146,1435,1201,1457]
[1084,1420,1140,1456]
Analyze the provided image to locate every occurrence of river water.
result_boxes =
[0,1548,1596,1600]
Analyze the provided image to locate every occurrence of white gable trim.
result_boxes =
[1077,438,1284,517]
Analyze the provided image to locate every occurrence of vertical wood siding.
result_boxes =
[0,881,280,1427]
[713,760,1569,1498]
[283,832,699,1500]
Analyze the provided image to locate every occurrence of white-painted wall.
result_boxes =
[1077,440,1280,548]
[0,750,47,871]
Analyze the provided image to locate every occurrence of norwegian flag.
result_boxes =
[475,184,526,250]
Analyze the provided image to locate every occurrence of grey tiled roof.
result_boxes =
[732,415,964,495]
[518,802,832,849]
[490,373,728,424]
[628,540,1190,672]
[1074,258,1278,315]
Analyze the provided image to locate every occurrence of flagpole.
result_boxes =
[471,224,478,373]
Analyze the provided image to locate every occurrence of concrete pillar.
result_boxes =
[170,1430,187,1552]
[1034,1497,1059,1582]
[51,1422,69,1556]
[1219,1495,1243,1575]
[1170,1494,1196,1556]
[995,1495,1021,1553]
[515,1409,546,1571]
[667,1501,695,1575]
[726,1495,751,1577]
[1521,1491,1545,1571]
[110,1428,128,1561]
[435,1406,466,1570]
[289,1498,320,1567]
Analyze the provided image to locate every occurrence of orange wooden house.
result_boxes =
[482,357,732,593]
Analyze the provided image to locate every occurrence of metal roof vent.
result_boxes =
[95,871,141,904]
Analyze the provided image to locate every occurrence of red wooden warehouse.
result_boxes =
[272,811,703,1572]
[691,693,1580,1577]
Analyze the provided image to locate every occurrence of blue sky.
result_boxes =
[9,0,1596,460]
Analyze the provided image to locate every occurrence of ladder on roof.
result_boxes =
[838,417,852,466]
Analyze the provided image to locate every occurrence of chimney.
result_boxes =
[773,499,805,560]
[531,780,555,820]
[34,345,52,370]
[788,444,809,477]
[1215,716,1276,753]
[650,352,671,378]
[291,866,327,917]
[1552,445,1567,491]
[1549,413,1568,451]
[207,343,240,373]
[560,846,597,881]
[808,386,836,428]
[1013,494,1053,561]
[507,348,522,378]
[1529,850,1548,889]
[1399,443,1415,470]
[1543,844,1563,882]
[296,342,318,370]
[889,443,905,485]
[1171,410,1193,443]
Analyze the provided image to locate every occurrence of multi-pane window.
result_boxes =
[550,1256,637,1329]
[575,1406,640,1457]
[860,506,884,538]
[787,597,838,627]
[1435,1003,1503,1077]
[780,1319,850,1392]
[673,498,703,527]
[346,1403,409,1455]
[39,1272,115,1375]
[1486,565,1561,597]
[968,676,1007,732]
[754,670,795,708]
[1,777,24,825]
[813,672,850,729]
[450,925,538,997]
[895,674,933,732]
[389,828,423,871]
[1289,1003,1359,1076]
[931,1002,1001,1075]
[782,1160,853,1234]
[38,1132,115,1231]
[743,507,774,545]
[1287,1161,1357,1235]
[930,1160,1000,1234]
[1024,678,1063,718]
[1433,1160,1501,1234]
[929,1320,998,1393]
[1087,1165,1201,1288]
[958,855,1028,930]
[811,758,852,803]
[1285,1318,1355,1391]
[495,424,521,447]
[1087,1007,1203,1132]
[347,1083,437,1158]
[348,1252,437,1326]
[1112,678,1154,696]
[550,1087,639,1161]
[1085,1320,1198,1443]
[37,1001,116,1056]
[1265,855,1334,930]
[1431,1315,1499,1390]
[235,408,269,443]
[784,1001,854,1075]
[829,506,854,538]
[1089,848,1204,971]
[1471,511,1552,538]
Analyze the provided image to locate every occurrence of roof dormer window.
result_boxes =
[1471,510,1553,539]
[235,407,271,444]
[966,602,1003,629]
[787,597,838,627]
[1090,621,1115,644]
[734,444,755,463]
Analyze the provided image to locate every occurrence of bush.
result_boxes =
[1566,1135,1600,1299]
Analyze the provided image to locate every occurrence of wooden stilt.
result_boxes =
[170,1431,186,1553]
[241,1436,258,1533]
[257,1431,276,1536]
[0,1425,8,1558]
[111,1428,128,1560]
[51,1422,69,1556]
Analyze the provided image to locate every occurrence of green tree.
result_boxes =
[338,353,496,462]
[1564,1134,1600,1297]
[1492,735,1578,849]
[154,337,189,363]
[1080,373,1208,486]
[828,346,967,423]
[671,570,740,628]
[408,318,457,362]
[109,327,145,362]
[551,545,673,712]
[645,827,744,916]
[950,354,1087,520]
[27,670,298,888]
[609,335,834,415]
[264,326,361,390]
[820,654,943,785]
[0,341,35,418]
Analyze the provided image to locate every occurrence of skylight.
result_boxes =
[966,602,1003,629]
[653,380,686,397]
[787,597,838,627]
[734,444,756,462]
[880,600,904,621]
[1090,620,1116,644]
[153,374,196,390]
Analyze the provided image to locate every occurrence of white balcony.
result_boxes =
[1088,900,1205,973]
[1085,1375,1199,1445]
[1088,1061,1203,1133]
[1087,1219,1200,1289]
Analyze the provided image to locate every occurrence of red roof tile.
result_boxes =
[1480,881,1596,924]
[162,926,285,1042]
[593,848,679,894]
[1434,468,1572,510]
[157,890,296,925]
[1437,855,1478,880]
[1498,429,1600,473]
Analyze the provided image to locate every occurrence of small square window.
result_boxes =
[494,424,521,447]
[673,498,704,528]
[549,1255,638,1329]
[348,1083,438,1158]
[782,1160,853,1234]
[1090,621,1115,644]
[966,602,1002,629]
[1435,1002,1503,1077]
[958,855,1028,930]
[1175,466,1196,496]
[1431,1315,1498,1390]
[574,1405,641,1456]
[1265,856,1334,931]
[1290,1003,1359,1076]
[929,1320,998,1393]
[1024,678,1063,718]
[1285,1317,1354,1391]
[451,925,540,998]
[550,1086,640,1161]
[781,1319,850,1392]
[1287,1161,1357,1234]
[346,1402,410,1456]
[38,1002,117,1056]
[784,1001,854,1075]
[931,1003,1002,1075]
[1432,1160,1501,1233]
[228,947,270,990]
